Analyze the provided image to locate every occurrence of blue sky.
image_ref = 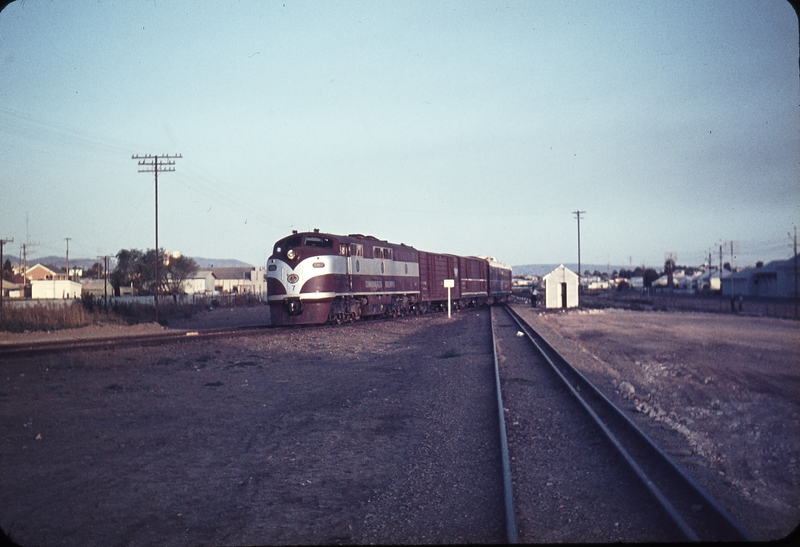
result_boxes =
[1,0,797,270]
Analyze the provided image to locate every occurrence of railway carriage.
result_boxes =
[267,229,511,325]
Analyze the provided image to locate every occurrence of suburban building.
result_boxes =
[80,279,114,297]
[26,264,64,281]
[31,279,82,299]
[182,270,217,295]
[723,255,799,299]
[197,267,267,296]
[543,265,579,309]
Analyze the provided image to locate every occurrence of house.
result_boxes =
[543,265,579,309]
[202,267,267,295]
[722,255,799,298]
[80,279,114,297]
[692,269,731,293]
[26,263,64,281]
[0,280,22,298]
[31,279,82,299]
[182,270,217,295]
[653,270,703,292]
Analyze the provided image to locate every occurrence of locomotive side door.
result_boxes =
[347,243,363,292]
[346,244,353,291]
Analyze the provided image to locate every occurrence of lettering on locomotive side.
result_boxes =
[385,280,396,289]
[364,280,382,290]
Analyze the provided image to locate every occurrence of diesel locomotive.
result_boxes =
[266,229,512,325]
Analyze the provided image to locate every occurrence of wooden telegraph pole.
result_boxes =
[0,237,14,322]
[132,154,182,323]
[573,210,585,302]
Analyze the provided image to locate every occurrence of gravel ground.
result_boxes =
[0,310,505,546]
[512,304,800,541]
[492,307,682,543]
[2,303,798,543]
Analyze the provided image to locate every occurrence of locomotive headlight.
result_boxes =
[286,249,296,260]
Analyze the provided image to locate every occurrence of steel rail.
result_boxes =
[489,307,518,543]
[502,305,753,542]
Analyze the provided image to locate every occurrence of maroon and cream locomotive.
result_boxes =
[266,229,512,325]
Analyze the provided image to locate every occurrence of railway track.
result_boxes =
[0,323,276,359]
[490,304,752,542]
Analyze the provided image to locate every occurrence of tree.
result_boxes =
[111,248,199,296]
[2,258,12,282]
[111,248,146,295]
[164,255,199,295]
[643,268,660,287]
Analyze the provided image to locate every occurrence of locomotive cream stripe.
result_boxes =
[267,255,420,301]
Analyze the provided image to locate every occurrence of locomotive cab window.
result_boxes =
[373,247,382,259]
[304,236,334,249]
[274,235,302,254]
[384,248,393,260]
[350,244,363,257]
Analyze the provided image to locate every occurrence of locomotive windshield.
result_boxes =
[274,235,301,254]
[274,234,334,254]
[304,236,334,249]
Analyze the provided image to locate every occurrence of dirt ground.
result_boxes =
[512,304,800,541]
[0,309,506,547]
[1,304,798,543]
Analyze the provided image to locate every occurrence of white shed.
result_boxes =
[543,265,579,309]
[31,279,82,299]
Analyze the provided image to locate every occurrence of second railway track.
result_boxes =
[491,304,752,542]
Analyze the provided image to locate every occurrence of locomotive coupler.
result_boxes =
[284,297,303,316]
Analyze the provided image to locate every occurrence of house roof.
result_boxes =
[26,263,61,275]
[205,267,254,280]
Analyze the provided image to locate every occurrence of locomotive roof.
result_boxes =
[279,231,509,266]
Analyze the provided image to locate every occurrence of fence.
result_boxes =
[582,291,799,319]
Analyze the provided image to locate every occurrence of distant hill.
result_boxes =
[24,255,105,269]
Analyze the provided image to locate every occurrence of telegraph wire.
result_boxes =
[0,105,141,157]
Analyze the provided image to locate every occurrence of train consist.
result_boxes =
[266,230,512,325]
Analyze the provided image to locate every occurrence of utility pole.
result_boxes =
[98,255,110,307]
[0,237,13,322]
[132,153,182,323]
[65,237,72,281]
[573,210,585,298]
[791,226,798,318]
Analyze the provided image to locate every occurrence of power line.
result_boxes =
[132,154,182,324]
